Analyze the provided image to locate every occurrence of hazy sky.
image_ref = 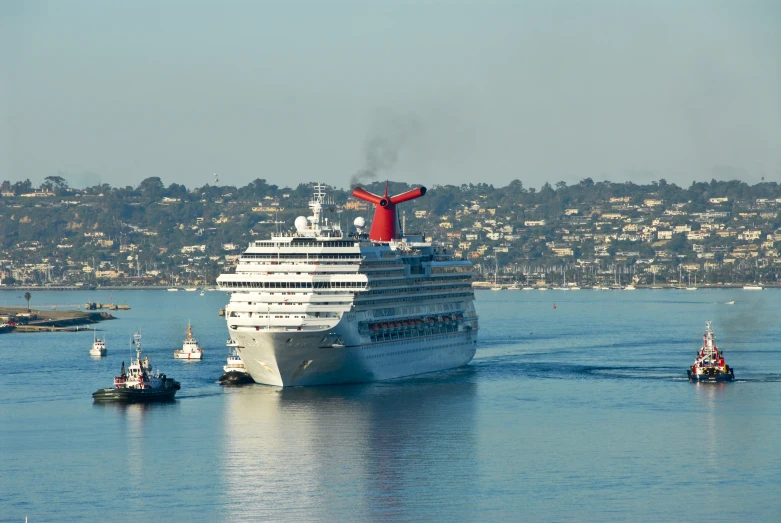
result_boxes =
[2,0,780,190]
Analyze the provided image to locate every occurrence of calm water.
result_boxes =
[1,289,780,522]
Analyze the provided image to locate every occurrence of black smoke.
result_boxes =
[350,111,424,188]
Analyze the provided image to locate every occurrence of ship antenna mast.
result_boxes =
[133,330,142,362]
[309,183,326,233]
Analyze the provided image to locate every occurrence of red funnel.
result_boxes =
[352,183,427,241]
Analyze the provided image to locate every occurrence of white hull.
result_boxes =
[218,183,479,388]
[90,348,106,357]
[234,327,477,386]
[173,351,203,360]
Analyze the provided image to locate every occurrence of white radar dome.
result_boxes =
[294,216,308,231]
[354,217,366,228]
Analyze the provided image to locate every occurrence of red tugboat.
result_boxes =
[687,321,734,382]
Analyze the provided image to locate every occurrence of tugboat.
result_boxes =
[174,321,204,360]
[687,321,735,382]
[93,331,181,402]
[219,339,254,385]
[89,329,107,357]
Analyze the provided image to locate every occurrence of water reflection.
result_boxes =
[221,374,478,521]
[92,402,179,485]
[693,382,728,471]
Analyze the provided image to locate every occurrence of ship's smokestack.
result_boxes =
[351,183,427,241]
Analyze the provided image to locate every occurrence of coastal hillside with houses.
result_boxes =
[1,176,780,288]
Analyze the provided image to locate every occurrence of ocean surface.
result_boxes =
[1,288,780,522]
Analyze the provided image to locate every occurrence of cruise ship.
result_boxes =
[216,183,478,386]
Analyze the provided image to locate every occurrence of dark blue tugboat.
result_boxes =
[93,331,180,402]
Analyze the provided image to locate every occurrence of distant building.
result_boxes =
[21,190,54,198]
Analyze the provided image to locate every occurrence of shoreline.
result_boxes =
[0,286,222,291]
[0,306,116,333]
[0,283,775,291]
[471,283,775,290]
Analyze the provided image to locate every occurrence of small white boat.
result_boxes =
[219,339,253,384]
[89,330,107,357]
[185,287,198,292]
[624,284,636,290]
[167,288,179,292]
[743,285,763,290]
[725,300,735,305]
[174,322,204,360]
[200,291,205,296]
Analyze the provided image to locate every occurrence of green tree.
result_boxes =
[24,291,31,312]
[137,177,164,201]
[43,175,69,195]
[668,233,688,253]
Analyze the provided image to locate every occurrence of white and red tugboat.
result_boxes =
[93,331,180,402]
[687,321,734,382]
